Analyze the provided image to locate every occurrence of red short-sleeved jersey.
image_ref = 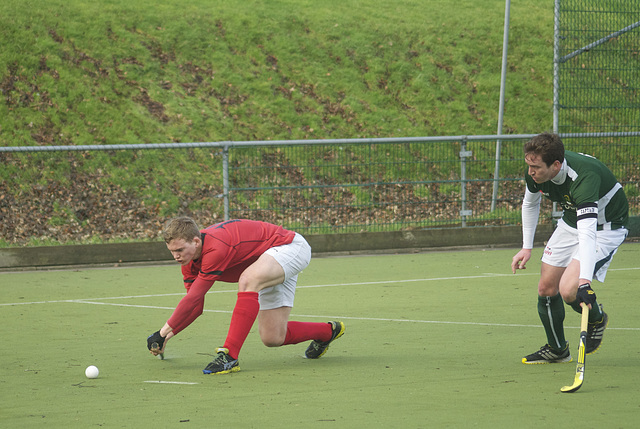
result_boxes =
[167,220,295,334]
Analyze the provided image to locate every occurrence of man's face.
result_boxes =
[525,153,561,184]
[166,237,201,265]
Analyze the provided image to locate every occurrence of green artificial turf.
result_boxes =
[1,244,639,427]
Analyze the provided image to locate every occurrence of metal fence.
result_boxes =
[1,132,638,245]
[225,135,527,233]
[226,133,640,235]
[554,0,640,135]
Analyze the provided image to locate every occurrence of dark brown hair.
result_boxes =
[523,133,565,167]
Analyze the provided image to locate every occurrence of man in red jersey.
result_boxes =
[146,217,345,374]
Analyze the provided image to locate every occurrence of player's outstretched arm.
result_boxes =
[511,248,532,274]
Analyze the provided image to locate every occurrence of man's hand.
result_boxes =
[511,249,532,274]
[576,283,596,309]
[147,330,165,355]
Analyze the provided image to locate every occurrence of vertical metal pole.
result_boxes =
[552,0,561,219]
[222,145,230,221]
[491,0,511,212]
[553,0,560,133]
[460,138,472,227]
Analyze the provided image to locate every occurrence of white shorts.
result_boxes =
[258,233,312,310]
[541,219,628,282]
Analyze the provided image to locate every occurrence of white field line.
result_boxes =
[54,303,640,331]
[143,380,199,385]
[1,272,532,306]
[2,269,639,331]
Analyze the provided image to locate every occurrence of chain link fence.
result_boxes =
[554,0,640,199]
[2,132,638,246]
[555,0,640,135]
[226,136,529,234]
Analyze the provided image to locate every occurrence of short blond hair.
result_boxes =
[162,217,201,243]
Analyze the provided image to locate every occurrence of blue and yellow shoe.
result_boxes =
[305,321,345,359]
[203,347,240,374]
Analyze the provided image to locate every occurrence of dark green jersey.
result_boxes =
[524,151,628,230]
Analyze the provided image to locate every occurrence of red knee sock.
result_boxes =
[282,321,332,345]
[223,292,260,359]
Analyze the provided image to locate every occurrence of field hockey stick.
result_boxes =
[561,302,589,393]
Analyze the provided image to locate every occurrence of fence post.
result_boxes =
[553,0,560,133]
[459,138,473,227]
[491,0,511,212]
[223,144,230,221]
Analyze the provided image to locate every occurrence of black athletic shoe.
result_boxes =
[305,321,345,359]
[522,343,572,364]
[203,347,240,374]
[586,305,608,355]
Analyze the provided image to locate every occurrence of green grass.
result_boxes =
[0,0,554,146]
[2,244,639,427]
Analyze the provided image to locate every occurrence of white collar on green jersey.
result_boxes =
[551,159,568,185]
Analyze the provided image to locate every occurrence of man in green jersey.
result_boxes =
[510,133,628,364]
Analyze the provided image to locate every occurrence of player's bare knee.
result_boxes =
[537,282,559,297]
[261,334,285,348]
[559,289,577,303]
[238,276,260,293]
[258,323,287,347]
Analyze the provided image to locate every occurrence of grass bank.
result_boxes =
[1,0,557,246]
